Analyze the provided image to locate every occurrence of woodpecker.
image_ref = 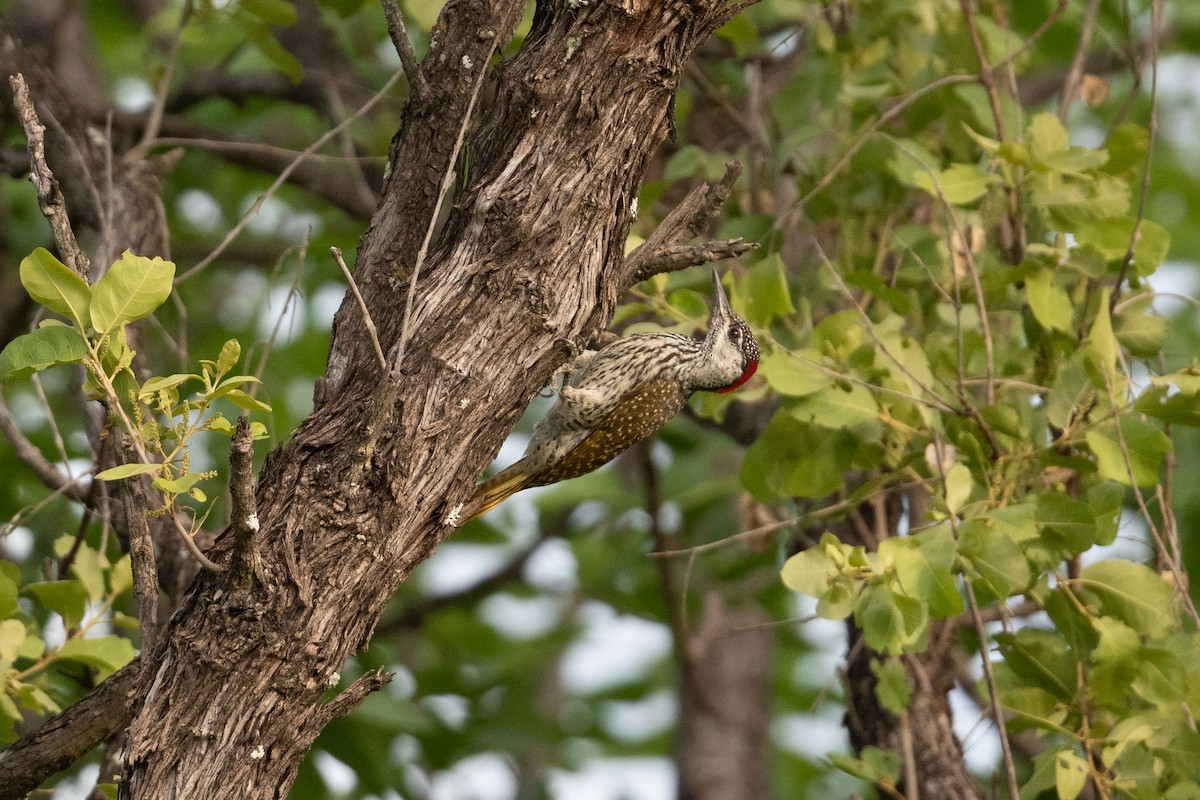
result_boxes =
[460,270,760,524]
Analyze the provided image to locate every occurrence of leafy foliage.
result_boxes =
[2,0,1200,798]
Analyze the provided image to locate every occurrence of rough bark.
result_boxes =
[676,594,772,800]
[118,2,753,797]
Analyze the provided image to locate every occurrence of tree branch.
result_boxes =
[228,415,263,583]
[623,161,753,287]
[381,0,427,99]
[8,73,89,277]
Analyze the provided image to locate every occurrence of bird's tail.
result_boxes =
[459,462,532,524]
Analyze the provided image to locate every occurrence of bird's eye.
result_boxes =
[728,326,740,342]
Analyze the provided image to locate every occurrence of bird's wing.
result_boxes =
[531,379,689,486]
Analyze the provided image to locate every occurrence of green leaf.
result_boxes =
[1079,561,1175,638]
[216,339,242,376]
[912,163,993,205]
[109,555,133,597]
[828,746,901,783]
[942,463,973,515]
[241,0,298,25]
[1087,481,1124,546]
[1136,384,1200,427]
[760,348,829,396]
[1035,494,1097,554]
[1133,648,1185,706]
[996,629,1076,702]
[1114,299,1167,357]
[1076,217,1170,276]
[0,618,26,672]
[1085,417,1171,488]
[0,325,89,382]
[70,544,107,603]
[738,255,795,326]
[152,472,208,495]
[89,251,175,336]
[94,462,164,481]
[1085,289,1117,377]
[1103,123,1149,174]
[55,636,136,677]
[19,248,91,330]
[1055,750,1089,800]
[787,382,879,432]
[207,375,263,399]
[1025,267,1073,333]
[222,388,272,413]
[715,14,759,57]
[1046,351,1092,430]
[871,657,912,715]
[139,373,199,397]
[958,519,1032,600]
[781,537,838,597]
[23,581,87,628]
[0,571,17,619]
[1027,113,1069,162]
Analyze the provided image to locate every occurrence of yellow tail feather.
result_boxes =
[460,463,532,524]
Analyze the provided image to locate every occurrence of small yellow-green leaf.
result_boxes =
[760,349,829,396]
[216,339,242,376]
[1027,113,1069,162]
[913,163,993,205]
[0,618,26,670]
[19,248,91,330]
[139,373,199,397]
[152,473,207,495]
[94,462,164,481]
[943,463,973,515]
[1055,750,1089,800]
[1025,268,1073,333]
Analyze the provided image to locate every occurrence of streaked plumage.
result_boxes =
[460,271,759,524]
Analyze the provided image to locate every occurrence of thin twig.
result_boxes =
[1057,0,1104,120]
[167,512,224,573]
[958,0,1006,140]
[381,0,427,99]
[128,0,194,162]
[332,246,387,372]
[249,241,308,408]
[1110,0,1160,312]
[1100,353,1200,627]
[175,67,406,283]
[8,74,90,277]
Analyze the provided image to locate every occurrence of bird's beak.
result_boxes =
[711,269,732,321]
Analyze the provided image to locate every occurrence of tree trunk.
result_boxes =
[119,1,749,796]
[676,594,772,800]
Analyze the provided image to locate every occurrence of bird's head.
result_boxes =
[704,270,760,394]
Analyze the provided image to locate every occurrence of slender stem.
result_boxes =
[1057,0,1104,120]
[332,246,387,372]
[1110,0,1160,311]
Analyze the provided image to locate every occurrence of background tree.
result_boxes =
[1,1,1199,799]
